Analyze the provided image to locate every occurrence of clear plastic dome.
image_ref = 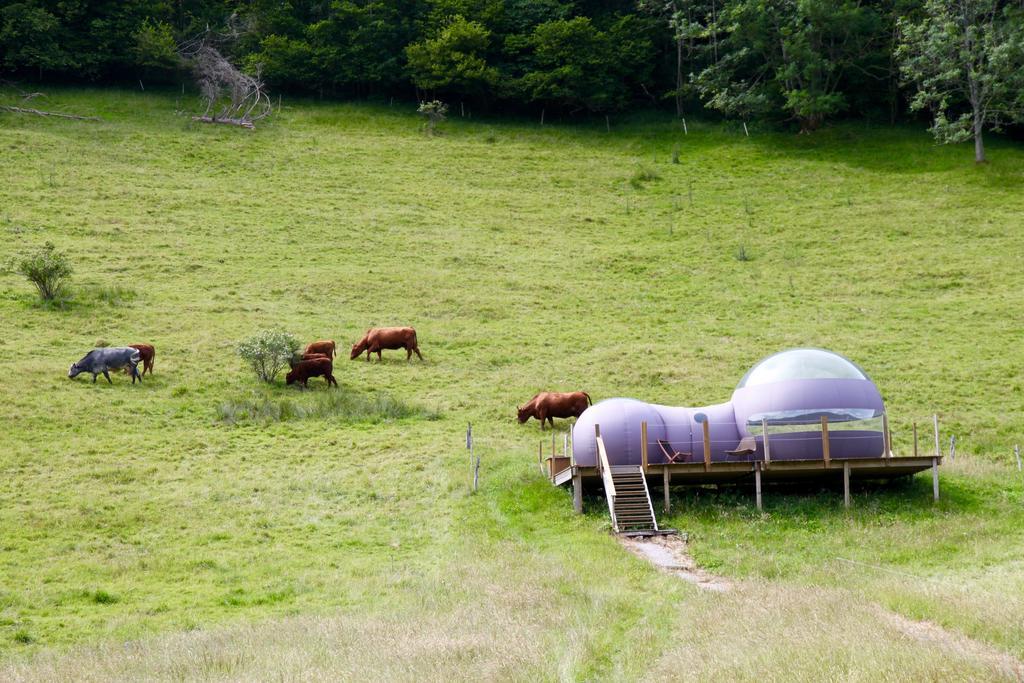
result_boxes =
[737,348,867,389]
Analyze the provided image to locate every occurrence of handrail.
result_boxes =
[596,434,616,500]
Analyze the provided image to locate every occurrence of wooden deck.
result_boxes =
[550,455,942,512]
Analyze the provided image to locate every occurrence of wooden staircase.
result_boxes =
[596,432,658,534]
[608,466,658,533]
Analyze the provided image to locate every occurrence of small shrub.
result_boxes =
[237,329,300,383]
[417,100,448,136]
[735,244,752,262]
[88,589,119,604]
[90,285,137,307]
[218,390,441,425]
[629,164,661,188]
[13,629,33,644]
[12,241,72,302]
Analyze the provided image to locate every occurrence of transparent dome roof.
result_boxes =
[737,349,868,389]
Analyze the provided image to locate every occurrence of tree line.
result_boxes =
[2,0,1022,159]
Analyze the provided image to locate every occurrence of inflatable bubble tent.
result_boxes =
[571,349,886,467]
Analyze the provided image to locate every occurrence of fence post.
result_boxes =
[933,414,940,457]
[932,456,939,501]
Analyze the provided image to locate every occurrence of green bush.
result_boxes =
[13,241,72,302]
[237,329,300,383]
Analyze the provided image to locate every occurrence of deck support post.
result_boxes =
[821,415,831,468]
[762,418,771,469]
[663,467,671,514]
[883,413,892,458]
[641,421,648,474]
[932,456,939,501]
[843,461,851,509]
[573,470,583,514]
[755,462,762,511]
[702,418,711,472]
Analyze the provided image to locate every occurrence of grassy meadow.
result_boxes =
[1,88,1023,680]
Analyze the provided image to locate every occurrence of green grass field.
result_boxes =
[1,88,1023,680]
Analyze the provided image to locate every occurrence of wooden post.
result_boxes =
[843,461,851,509]
[762,418,771,469]
[883,413,892,458]
[913,422,918,457]
[641,421,649,473]
[933,414,940,456]
[932,456,939,501]
[702,418,711,472]
[573,470,583,514]
[663,467,671,514]
[755,462,762,511]
[821,415,831,468]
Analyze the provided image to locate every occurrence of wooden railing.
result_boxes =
[595,425,617,529]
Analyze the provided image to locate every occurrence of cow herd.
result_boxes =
[67,326,588,429]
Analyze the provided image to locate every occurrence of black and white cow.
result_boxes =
[68,347,142,384]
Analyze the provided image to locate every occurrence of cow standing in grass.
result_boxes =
[286,357,338,388]
[68,347,142,384]
[304,340,336,358]
[517,391,591,429]
[128,343,155,376]
[350,327,423,361]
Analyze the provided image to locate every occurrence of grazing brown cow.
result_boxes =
[127,344,155,376]
[286,357,338,388]
[517,391,591,429]
[304,340,336,358]
[350,327,423,361]
[289,352,331,369]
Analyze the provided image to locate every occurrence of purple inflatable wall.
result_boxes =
[572,349,886,466]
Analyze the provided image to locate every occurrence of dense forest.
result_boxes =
[2,1,1023,148]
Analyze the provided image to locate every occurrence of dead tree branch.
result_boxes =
[178,26,272,130]
[0,106,100,121]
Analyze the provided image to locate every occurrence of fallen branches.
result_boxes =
[189,115,255,129]
[0,105,100,121]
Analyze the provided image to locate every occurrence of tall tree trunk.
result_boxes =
[676,37,684,118]
[974,115,985,163]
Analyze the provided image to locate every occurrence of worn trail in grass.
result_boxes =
[1,88,1023,679]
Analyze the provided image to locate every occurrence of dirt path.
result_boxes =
[876,607,1024,680]
[618,533,732,592]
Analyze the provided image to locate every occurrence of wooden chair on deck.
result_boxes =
[725,435,758,457]
[658,440,693,464]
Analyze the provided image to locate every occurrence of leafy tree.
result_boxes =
[133,19,179,74]
[406,15,498,97]
[510,15,653,114]
[237,329,300,383]
[692,0,885,132]
[898,0,1024,162]
[0,2,70,75]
